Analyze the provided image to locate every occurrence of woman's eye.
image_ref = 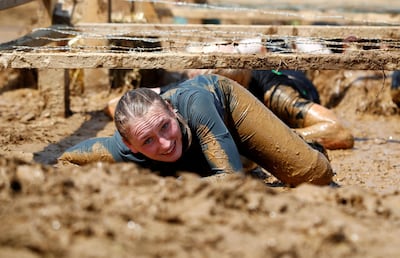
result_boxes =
[161,122,170,130]
[143,137,153,145]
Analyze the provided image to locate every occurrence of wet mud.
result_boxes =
[0,67,400,258]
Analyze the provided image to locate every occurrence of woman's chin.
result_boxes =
[170,147,182,162]
[161,155,179,163]
[161,146,182,162]
[168,150,182,162]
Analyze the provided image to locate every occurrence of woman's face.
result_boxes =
[124,103,183,162]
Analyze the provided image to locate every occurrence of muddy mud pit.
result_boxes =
[1,65,400,258]
[1,3,400,258]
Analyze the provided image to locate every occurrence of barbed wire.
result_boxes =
[1,0,400,56]
[2,26,398,55]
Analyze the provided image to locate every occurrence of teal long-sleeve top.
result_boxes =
[61,75,243,177]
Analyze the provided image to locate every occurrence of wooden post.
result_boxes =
[30,0,67,117]
[38,0,57,22]
[38,69,70,117]
[68,0,111,94]
[34,0,72,117]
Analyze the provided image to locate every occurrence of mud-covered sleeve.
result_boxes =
[180,90,243,174]
[58,137,117,165]
[58,131,141,165]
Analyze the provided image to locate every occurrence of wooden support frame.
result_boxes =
[1,51,399,70]
[207,0,400,12]
[74,23,400,40]
[1,24,400,70]
[168,7,400,25]
[4,23,400,52]
[155,0,400,25]
[2,22,400,117]
[0,0,69,117]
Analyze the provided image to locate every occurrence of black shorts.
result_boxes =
[264,84,314,128]
[249,70,318,128]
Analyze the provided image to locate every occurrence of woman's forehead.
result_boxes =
[129,105,173,136]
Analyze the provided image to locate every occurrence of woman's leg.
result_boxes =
[218,76,334,186]
[263,85,354,150]
[294,104,354,150]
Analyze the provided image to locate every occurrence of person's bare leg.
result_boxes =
[104,96,120,119]
[293,104,354,150]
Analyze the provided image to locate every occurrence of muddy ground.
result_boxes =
[1,2,400,258]
[0,66,400,258]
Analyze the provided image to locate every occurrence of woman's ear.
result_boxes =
[122,138,139,153]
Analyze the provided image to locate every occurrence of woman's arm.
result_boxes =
[58,131,141,165]
[180,90,244,174]
[58,137,117,165]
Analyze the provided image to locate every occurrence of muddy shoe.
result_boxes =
[293,131,330,160]
[391,71,400,108]
[307,140,330,161]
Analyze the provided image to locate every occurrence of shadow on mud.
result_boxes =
[33,111,111,165]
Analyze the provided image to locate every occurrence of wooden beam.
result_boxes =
[0,0,34,10]
[208,0,400,13]
[168,7,400,25]
[1,51,399,70]
[74,23,400,39]
[1,24,400,71]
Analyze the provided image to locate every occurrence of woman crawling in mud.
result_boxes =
[59,74,334,186]
[106,68,355,151]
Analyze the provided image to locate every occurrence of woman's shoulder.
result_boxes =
[179,74,220,86]
[162,75,215,97]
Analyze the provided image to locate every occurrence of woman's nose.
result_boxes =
[158,136,171,149]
